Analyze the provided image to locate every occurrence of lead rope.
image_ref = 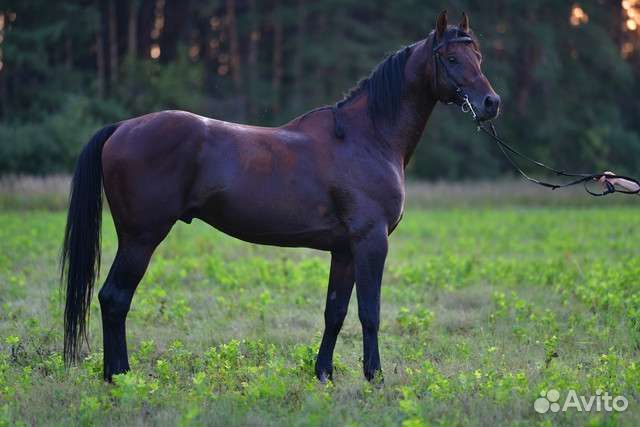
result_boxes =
[459,96,640,197]
[430,31,640,197]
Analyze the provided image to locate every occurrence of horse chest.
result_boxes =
[347,159,406,233]
[384,187,405,231]
[371,165,405,229]
[360,179,405,232]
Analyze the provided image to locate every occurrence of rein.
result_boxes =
[432,32,640,197]
[473,122,640,196]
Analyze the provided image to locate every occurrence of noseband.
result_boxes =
[431,32,477,118]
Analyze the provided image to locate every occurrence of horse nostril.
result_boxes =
[484,95,500,114]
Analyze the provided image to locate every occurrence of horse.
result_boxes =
[61,10,500,382]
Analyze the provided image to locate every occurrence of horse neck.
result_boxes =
[374,41,438,167]
[386,90,437,167]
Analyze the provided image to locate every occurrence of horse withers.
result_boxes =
[61,10,500,382]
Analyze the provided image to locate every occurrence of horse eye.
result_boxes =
[447,56,457,63]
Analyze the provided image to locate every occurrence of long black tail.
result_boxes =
[61,124,118,365]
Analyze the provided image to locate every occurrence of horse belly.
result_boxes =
[194,185,347,250]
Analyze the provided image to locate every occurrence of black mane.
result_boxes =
[334,45,412,137]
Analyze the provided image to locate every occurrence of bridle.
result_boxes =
[431,31,640,197]
[431,31,477,116]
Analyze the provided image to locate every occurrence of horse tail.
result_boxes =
[61,124,119,365]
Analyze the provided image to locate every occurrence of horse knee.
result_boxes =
[98,285,132,321]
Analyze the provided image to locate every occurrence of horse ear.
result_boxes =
[436,10,447,38]
[459,12,469,32]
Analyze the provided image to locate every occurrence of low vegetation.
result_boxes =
[0,202,639,426]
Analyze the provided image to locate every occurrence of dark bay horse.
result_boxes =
[61,11,500,382]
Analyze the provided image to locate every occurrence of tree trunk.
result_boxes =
[247,0,260,120]
[0,69,5,119]
[96,27,106,98]
[137,0,155,58]
[161,0,190,63]
[108,0,119,85]
[312,10,327,106]
[65,35,73,69]
[0,12,5,119]
[226,0,242,91]
[291,0,307,112]
[127,0,138,57]
[271,0,283,116]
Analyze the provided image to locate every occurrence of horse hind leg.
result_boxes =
[98,231,168,381]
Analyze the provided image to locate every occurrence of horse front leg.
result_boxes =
[352,226,388,382]
[315,250,355,382]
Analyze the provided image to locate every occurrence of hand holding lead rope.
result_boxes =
[599,171,640,194]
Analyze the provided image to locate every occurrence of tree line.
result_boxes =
[1,0,639,179]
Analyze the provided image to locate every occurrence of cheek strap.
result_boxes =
[431,33,475,104]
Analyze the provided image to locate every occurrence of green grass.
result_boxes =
[0,207,639,426]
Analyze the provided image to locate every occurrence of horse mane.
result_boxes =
[328,27,477,138]
[333,45,413,138]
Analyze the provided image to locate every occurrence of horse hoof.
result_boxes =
[318,373,331,384]
[315,366,333,384]
[104,364,130,383]
[365,370,384,386]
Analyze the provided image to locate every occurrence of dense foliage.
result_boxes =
[0,207,639,425]
[0,1,639,178]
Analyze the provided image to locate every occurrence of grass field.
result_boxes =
[1,199,639,426]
